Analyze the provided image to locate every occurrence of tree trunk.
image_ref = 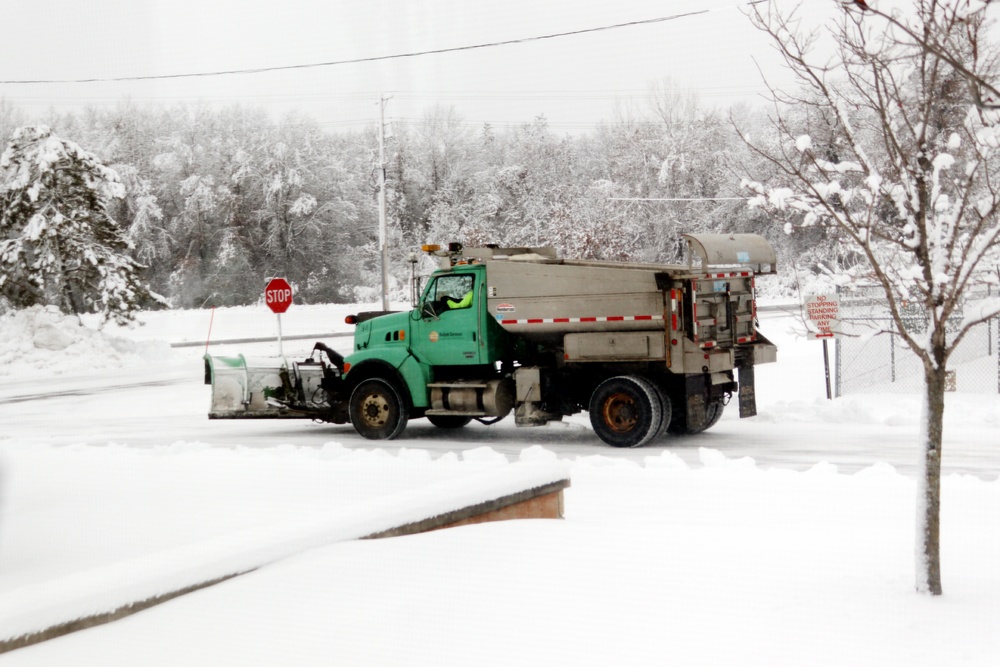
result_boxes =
[916,362,946,595]
[43,238,71,314]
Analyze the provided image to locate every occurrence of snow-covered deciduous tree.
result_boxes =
[0,126,157,324]
[113,163,167,264]
[560,180,641,260]
[0,98,26,149]
[741,0,1000,595]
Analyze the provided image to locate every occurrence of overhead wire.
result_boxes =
[0,2,764,85]
[0,85,768,105]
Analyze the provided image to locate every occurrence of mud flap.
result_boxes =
[738,363,757,418]
[204,354,308,419]
[682,374,708,430]
[686,393,707,431]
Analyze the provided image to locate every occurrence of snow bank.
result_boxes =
[0,441,568,644]
[0,301,385,379]
[756,393,999,429]
[2,442,999,666]
[0,306,170,377]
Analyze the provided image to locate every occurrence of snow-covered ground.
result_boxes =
[0,302,999,665]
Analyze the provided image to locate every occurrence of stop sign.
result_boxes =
[265,277,293,314]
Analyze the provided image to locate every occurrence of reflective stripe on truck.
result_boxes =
[498,314,664,325]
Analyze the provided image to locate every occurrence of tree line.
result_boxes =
[0,87,818,311]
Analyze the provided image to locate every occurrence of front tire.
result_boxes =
[588,376,663,448]
[349,378,409,440]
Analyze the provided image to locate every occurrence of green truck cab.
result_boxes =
[341,262,517,439]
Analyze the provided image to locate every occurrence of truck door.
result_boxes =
[412,272,483,366]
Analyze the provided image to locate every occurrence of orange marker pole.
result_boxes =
[205,306,216,355]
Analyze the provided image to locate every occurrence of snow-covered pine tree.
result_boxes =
[0,125,157,324]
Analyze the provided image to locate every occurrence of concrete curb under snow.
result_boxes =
[0,463,570,655]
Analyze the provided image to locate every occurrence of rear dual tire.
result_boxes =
[589,375,667,448]
[667,398,725,435]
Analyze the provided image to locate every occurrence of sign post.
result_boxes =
[804,294,841,400]
[265,277,293,355]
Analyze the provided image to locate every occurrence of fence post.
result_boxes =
[989,286,997,394]
[823,339,833,399]
[988,284,993,359]
[890,328,896,383]
[833,284,841,398]
[835,335,842,398]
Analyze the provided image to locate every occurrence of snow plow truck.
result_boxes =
[204,234,778,448]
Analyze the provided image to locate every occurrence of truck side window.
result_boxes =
[427,274,475,312]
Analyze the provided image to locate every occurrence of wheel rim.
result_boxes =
[601,391,638,433]
[359,392,389,428]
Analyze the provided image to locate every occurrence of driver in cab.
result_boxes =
[444,290,473,310]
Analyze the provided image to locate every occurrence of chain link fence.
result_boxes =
[835,285,1000,396]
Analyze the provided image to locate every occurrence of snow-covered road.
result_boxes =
[1,347,996,478]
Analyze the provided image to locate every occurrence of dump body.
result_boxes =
[467,249,775,375]
[204,233,778,448]
[484,258,669,340]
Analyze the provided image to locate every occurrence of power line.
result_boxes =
[0,84,770,108]
[609,197,750,202]
[0,10,716,85]
[0,85,772,103]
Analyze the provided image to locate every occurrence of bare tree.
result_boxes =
[840,0,1000,107]
[739,0,1000,595]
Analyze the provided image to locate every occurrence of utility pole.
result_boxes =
[377,95,390,312]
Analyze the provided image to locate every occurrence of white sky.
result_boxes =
[0,0,840,133]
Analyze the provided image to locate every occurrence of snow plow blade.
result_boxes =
[203,354,310,419]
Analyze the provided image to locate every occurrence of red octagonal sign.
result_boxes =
[265,277,293,314]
